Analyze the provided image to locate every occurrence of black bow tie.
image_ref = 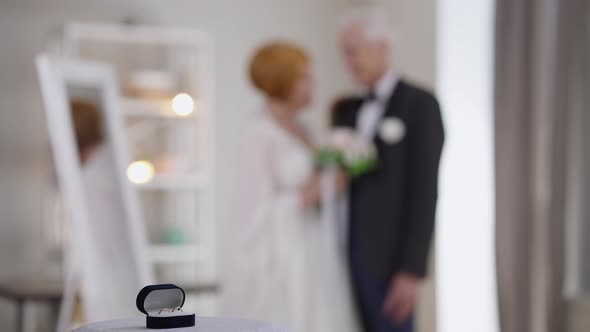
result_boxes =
[363,90,378,103]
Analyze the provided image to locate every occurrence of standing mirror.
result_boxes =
[36,54,154,330]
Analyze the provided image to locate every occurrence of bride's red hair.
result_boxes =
[249,41,309,101]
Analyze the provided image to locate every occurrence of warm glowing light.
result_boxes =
[127,160,155,184]
[171,93,194,116]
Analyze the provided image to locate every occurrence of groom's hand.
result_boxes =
[335,168,349,192]
[382,272,419,324]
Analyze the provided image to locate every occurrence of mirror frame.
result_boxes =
[36,54,153,328]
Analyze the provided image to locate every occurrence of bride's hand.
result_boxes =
[301,169,348,208]
[301,175,321,209]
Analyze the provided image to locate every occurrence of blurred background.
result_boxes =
[0,0,588,331]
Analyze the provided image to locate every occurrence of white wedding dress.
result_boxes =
[222,110,359,332]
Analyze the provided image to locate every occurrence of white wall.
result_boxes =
[436,0,498,331]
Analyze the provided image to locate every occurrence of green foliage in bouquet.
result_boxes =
[346,157,377,178]
[316,148,377,178]
[316,148,343,167]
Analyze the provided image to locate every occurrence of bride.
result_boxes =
[221,41,359,332]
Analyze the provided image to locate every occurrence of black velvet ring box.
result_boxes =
[136,284,196,329]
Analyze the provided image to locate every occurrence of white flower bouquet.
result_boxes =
[316,128,377,177]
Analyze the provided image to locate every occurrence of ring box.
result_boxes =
[136,284,196,329]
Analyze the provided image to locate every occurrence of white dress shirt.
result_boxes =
[356,68,400,140]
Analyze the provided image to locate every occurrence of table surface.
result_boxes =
[73,317,286,332]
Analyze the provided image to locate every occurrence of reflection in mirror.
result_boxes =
[65,84,145,320]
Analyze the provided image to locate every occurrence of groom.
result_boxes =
[333,12,444,332]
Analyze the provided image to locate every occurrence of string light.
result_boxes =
[171,93,194,116]
[127,160,155,184]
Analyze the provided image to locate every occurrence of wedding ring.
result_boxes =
[158,307,183,314]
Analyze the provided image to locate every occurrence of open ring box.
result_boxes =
[137,284,196,329]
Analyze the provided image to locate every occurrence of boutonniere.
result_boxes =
[379,117,406,145]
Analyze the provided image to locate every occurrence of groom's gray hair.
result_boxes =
[339,7,396,45]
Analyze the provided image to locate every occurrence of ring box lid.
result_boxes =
[136,284,186,315]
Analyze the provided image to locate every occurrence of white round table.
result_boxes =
[73,317,286,332]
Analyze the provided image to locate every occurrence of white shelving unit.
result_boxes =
[62,22,218,311]
[149,244,210,264]
[132,174,208,190]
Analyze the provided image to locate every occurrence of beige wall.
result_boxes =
[372,0,437,89]
[0,1,354,329]
[0,0,437,330]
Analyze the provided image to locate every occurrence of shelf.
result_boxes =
[121,97,198,120]
[149,244,210,263]
[66,22,211,47]
[180,283,219,295]
[65,21,219,314]
[132,174,208,190]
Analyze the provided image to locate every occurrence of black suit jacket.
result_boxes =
[332,79,444,281]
